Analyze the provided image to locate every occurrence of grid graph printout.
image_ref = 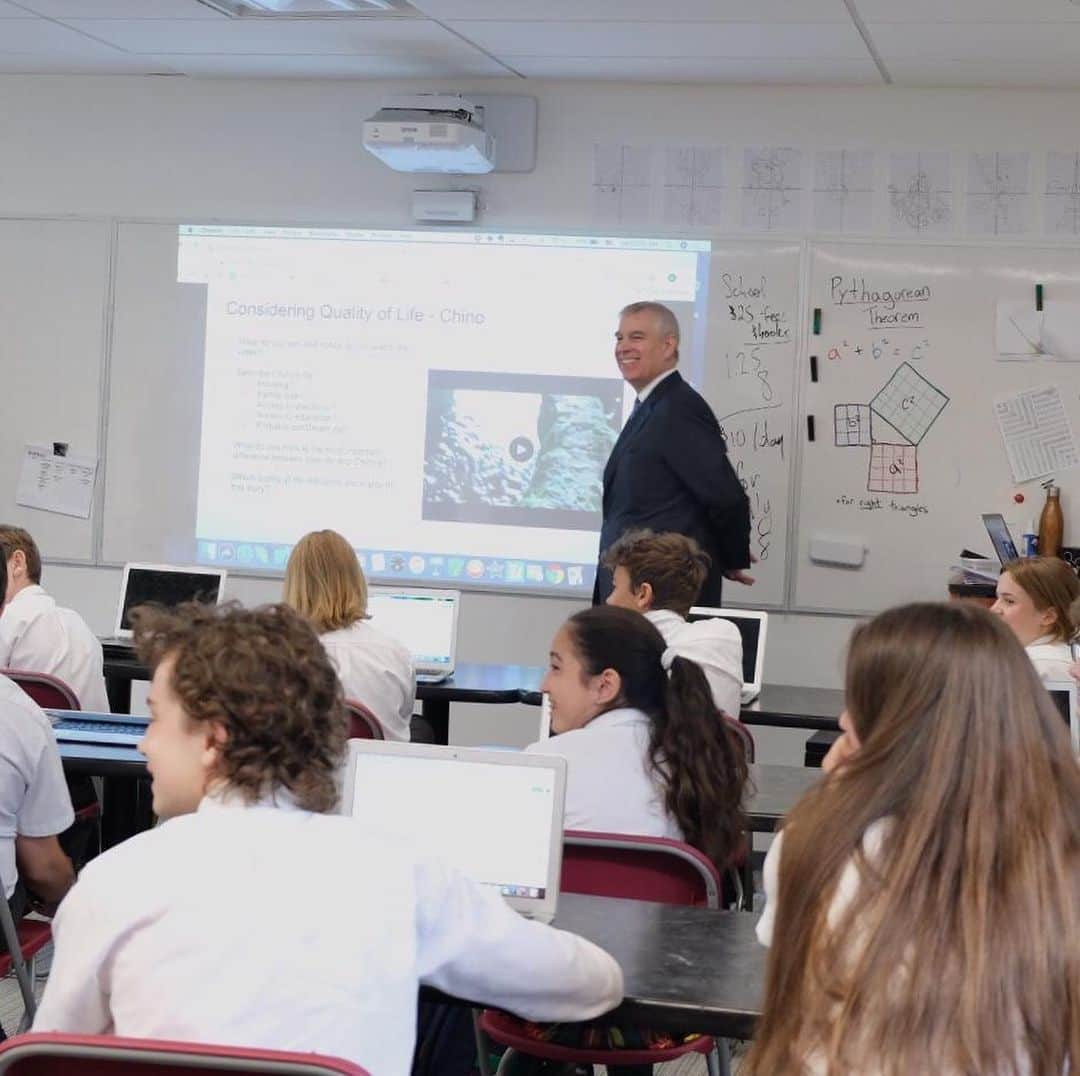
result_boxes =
[867,443,918,494]
[869,363,949,446]
[834,404,872,447]
[994,385,1080,483]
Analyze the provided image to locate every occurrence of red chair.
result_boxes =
[0,918,52,1035]
[0,1033,370,1074]
[723,713,755,763]
[344,700,384,741]
[478,831,730,1076]
[1,670,80,712]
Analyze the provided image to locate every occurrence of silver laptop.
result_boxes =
[366,588,460,684]
[48,709,148,748]
[339,740,566,922]
[688,606,768,704]
[982,513,1020,564]
[111,563,227,640]
[1044,679,1080,755]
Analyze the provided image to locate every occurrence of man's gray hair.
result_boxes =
[619,301,680,355]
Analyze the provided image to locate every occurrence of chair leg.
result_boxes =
[472,1010,493,1076]
[707,1039,731,1076]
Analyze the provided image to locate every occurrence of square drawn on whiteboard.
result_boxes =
[869,362,949,446]
[867,443,918,494]
[834,404,872,447]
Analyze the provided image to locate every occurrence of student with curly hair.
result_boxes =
[747,602,1080,1076]
[34,603,623,1073]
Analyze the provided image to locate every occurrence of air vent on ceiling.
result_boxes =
[196,0,418,16]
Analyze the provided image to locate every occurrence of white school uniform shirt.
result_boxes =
[0,675,74,899]
[34,793,623,1075]
[1024,635,1073,683]
[320,619,415,741]
[645,609,743,719]
[0,585,110,713]
[526,707,681,841]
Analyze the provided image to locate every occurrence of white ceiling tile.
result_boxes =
[509,56,882,84]
[854,0,1080,22]
[145,50,507,76]
[0,1,34,15]
[870,22,1080,63]
[61,15,481,54]
[0,51,183,72]
[889,58,1080,90]
[11,0,218,16]
[0,17,130,54]
[414,0,852,21]
[449,20,870,59]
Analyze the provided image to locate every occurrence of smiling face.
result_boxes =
[614,310,678,391]
[991,570,1057,646]
[539,625,620,734]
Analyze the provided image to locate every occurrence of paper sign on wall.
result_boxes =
[15,444,98,519]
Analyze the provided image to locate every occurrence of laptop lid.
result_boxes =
[113,563,227,639]
[1044,679,1079,755]
[688,606,768,697]
[340,740,566,922]
[366,588,460,677]
[982,513,1019,565]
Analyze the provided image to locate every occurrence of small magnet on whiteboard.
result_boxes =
[52,442,68,458]
[1035,283,1044,312]
[1013,492,1025,504]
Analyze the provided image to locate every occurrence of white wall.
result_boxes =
[9,75,1077,753]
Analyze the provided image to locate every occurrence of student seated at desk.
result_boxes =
[283,529,414,741]
[0,525,109,712]
[603,529,743,718]
[33,603,622,1072]
[748,603,1080,1076]
[990,555,1079,682]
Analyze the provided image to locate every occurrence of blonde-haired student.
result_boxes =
[748,602,1080,1076]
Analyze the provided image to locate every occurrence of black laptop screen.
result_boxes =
[120,570,223,630]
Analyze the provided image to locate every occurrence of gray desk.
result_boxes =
[551,893,764,1039]
[741,685,842,731]
[747,764,819,832]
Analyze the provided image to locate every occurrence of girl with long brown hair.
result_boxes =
[747,602,1080,1076]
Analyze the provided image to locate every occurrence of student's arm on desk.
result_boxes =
[414,858,623,1021]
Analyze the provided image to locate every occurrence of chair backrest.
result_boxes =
[344,699,384,740]
[561,831,721,908]
[0,1034,370,1075]
[723,713,755,764]
[1,669,81,712]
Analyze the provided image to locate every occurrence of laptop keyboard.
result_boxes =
[57,719,144,735]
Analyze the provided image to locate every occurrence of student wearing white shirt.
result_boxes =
[603,529,743,718]
[0,525,110,712]
[748,603,1080,1076]
[990,555,1080,682]
[34,602,622,1073]
[283,529,415,741]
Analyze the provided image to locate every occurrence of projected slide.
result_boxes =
[179,226,711,593]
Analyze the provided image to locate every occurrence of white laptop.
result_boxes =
[111,563,227,640]
[688,606,768,705]
[366,588,460,684]
[340,740,567,922]
[1044,679,1080,755]
[49,709,148,748]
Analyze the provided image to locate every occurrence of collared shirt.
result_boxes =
[526,707,680,841]
[635,366,678,404]
[1025,635,1073,683]
[0,675,74,898]
[0,586,109,713]
[34,795,622,1073]
[320,620,415,741]
[645,609,744,719]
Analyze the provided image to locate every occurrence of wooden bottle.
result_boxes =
[1038,483,1064,559]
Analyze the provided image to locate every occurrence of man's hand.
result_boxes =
[724,552,758,586]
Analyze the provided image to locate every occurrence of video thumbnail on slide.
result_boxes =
[423,371,624,531]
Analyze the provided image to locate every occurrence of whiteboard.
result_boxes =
[0,218,111,562]
[699,241,801,608]
[794,241,1080,614]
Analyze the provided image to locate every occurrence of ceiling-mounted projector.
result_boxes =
[362,94,496,174]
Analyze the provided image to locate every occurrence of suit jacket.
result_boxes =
[594,371,751,604]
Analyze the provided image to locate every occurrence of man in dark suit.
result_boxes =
[593,301,753,606]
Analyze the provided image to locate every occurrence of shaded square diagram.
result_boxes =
[868,443,919,494]
[834,403,872,447]
[869,362,949,445]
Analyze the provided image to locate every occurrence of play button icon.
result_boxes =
[509,436,535,463]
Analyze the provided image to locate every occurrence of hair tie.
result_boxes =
[660,647,677,673]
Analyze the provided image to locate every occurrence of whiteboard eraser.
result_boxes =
[809,537,865,568]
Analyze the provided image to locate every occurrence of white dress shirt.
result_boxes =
[0,586,109,713]
[634,366,678,404]
[645,609,743,718]
[526,707,681,841]
[320,620,415,741]
[0,675,74,899]
[1025,635,1073,683]
[34,794,622,1074]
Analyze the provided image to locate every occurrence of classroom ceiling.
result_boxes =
[1,0,1080,88]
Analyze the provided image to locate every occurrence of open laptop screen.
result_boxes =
[342,744,562,904]
[117,564,226,635]
[366,590,458,671]
[982,513,1019,565]
[688,608,763,686]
